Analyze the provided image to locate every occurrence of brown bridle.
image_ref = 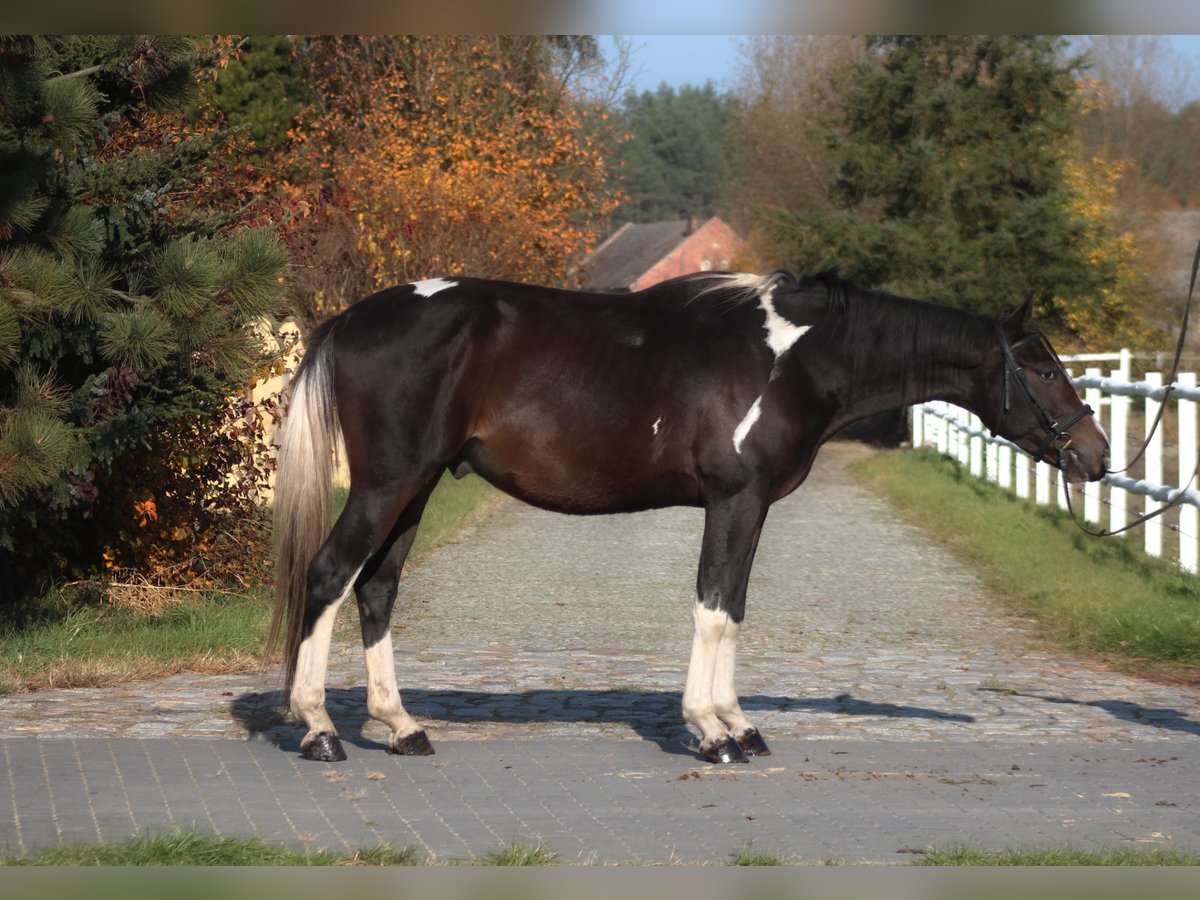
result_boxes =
[994,318,1095,464]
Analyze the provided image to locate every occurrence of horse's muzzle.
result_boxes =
[1060,443,1109,484]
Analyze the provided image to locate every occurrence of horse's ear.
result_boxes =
[1006,292,1035,329]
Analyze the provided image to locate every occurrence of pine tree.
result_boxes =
[193,36,310,159]
[0,36,287,595]
[617,83,740,223]
[757,36,1122,336]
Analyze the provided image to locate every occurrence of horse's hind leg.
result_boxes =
[356,479,438,756]
[293,484,422,761]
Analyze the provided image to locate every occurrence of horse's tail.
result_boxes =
[269,319,339,693]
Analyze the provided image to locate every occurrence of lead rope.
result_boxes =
[1062,235,1200,538]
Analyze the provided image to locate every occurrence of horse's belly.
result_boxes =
[453,434,700,514]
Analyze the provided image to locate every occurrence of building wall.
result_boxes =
[632,218,738,290]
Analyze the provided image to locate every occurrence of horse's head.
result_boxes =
[982,295,1109,483]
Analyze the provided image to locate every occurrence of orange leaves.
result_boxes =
[287,36,620,294]
[133,497,158,528]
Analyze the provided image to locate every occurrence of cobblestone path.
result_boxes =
[5,442,1197,751]
[4,441,1199,863]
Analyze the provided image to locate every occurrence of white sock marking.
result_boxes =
[713,618,753,736]
[292,563,363,734]
[732,396,763,454]
[364,628,421,739]
[411,278,456,297]
[683,602,732,745]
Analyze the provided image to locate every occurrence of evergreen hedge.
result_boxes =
[0,37,288,601]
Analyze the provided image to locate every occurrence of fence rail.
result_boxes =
[911,352,1200,573]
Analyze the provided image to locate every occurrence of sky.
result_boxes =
[602,35,747,95]
[601,34,1200,102]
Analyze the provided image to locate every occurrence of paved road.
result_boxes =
[2,442,1198,863]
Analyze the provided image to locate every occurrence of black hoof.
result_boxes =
[391,729,435,756]
[737,728,772,757]
[702,736,749,764]
[301,732,346,762]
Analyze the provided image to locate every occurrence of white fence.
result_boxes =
[911,350,1200,573]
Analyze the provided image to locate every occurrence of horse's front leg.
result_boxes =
[683,490,769,763]
[712,617,771,757]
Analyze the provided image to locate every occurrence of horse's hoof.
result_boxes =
[301,732,346,762]
[391,729,435,756]
[738,728,772,757]
[702,736,749,764]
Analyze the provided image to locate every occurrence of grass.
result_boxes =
[917,846,1200,865]
[1,832,417,866]
[475,842,559,866]
[0,586,269,694]
[0,473,498,695]
[730,848,784,865]
[848,449,1200,680]
[10,834,1194,867]
[0,832,553,866]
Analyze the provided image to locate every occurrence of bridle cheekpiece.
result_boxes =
[994,317,1094,463]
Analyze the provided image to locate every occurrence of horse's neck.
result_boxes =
[821,301,991,430]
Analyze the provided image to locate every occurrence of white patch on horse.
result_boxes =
[759,287,810,358]
[652,416,662,436]
[363,628,423,744]
[732,396,763,455]
[292,562,364,736]
[410,278,456,298]
[682,601,733,747]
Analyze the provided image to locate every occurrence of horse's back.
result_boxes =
[324,277,764,513]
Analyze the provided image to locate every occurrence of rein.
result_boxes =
[1058,235,1200,538]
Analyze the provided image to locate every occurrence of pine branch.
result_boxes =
[44,63,105,84]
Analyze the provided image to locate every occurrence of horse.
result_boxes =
[269,269,1109,764]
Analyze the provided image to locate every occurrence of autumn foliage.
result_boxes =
[281,36,620,320]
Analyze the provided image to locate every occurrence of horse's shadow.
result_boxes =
[231,687,977,758]
[978,686,1200,738]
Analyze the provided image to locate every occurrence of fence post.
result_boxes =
[1014,449,1029,499]
[1035,455,1051,505]
[969,413,982,475]
[1108,365,1129,533]
[955,405,964,461]
[1178,373,1198,574]
[912,404,924,449]
[1058,367,1073,512]
[1144,372,1164,558]
[985,428,998,483]
[1084,367,1102,523]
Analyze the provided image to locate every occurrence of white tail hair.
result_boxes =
[269,329,338,691]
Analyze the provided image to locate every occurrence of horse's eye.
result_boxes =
[1039,370,1056,382]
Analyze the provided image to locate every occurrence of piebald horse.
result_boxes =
[270,270,1108,764]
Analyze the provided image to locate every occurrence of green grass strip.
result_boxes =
[917,845,1200,865]
[2,472,498,695]
[474,842,559,866]
[0,589,270,694]
[0,833,570,867]
[729,848,785,865]
[849,450,1200,677]
[0,831,422,866]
